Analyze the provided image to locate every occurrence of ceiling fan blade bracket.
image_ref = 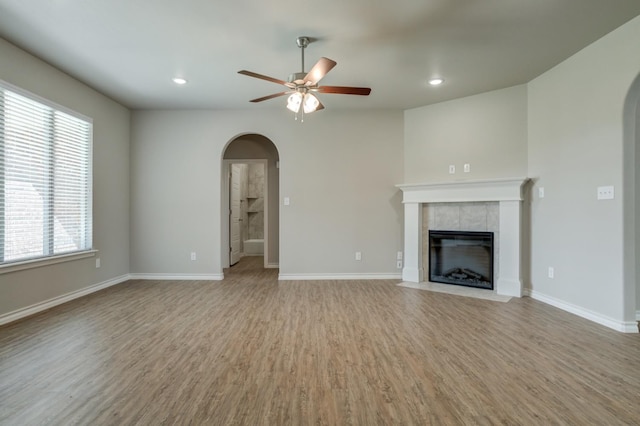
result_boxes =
[239,36,371,111]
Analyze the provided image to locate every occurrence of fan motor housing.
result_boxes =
[288,72,307,85]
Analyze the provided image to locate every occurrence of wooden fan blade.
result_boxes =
[317,86,371,95]
[303,57,337,85]
[238,70,287,86]
[250,92,291,103]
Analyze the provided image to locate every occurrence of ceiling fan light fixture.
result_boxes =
[303,93,319,113]
[287,92,303,113]
[238,36,371,119]
[429,78,444,86]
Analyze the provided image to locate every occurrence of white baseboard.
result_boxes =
[129,273,224,281]
[525,289,639,333]
[265,263,279,269]
[0,274,130,326]
[278,273,402,281]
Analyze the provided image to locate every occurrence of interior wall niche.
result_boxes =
[246,163,265,240]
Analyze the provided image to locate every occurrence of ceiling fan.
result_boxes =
[238,36,371,120]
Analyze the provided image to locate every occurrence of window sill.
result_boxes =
[0,250,98,275]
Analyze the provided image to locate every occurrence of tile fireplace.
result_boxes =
[396,178,529,297]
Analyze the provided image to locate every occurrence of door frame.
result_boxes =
[222,159,269,268]
[229,163,243,266]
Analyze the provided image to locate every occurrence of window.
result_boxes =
[0,81,92,266]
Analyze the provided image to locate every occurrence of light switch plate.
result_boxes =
[538,187,545,198]
[284,197,290,205]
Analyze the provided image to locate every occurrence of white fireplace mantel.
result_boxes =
[396,177,530,297]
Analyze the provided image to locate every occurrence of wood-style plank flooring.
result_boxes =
[1,256,640,425]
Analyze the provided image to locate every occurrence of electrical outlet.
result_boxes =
[397,251,403,260]
[449,165,455,174]
[355,251,362,261]
[190,252,197,261]
[95,258,101,268]
[396,260,403,269]
[539,187,545,198]
[548,267,554,279]
[597,186,614,200]
[463,163,470,173]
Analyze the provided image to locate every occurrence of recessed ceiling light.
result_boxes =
[429,78,444,86]
[172,77,187,85]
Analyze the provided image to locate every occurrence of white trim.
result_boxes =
[0,274,129,326]
[396,177,530,203]
[396,178,529,298]
[278,273,402,281]
[402,267,423,283]
[402,202,423,283]
[265,263,279,269]
[0,250,98,275]
[129,273,224,281]
[525,289,639,333]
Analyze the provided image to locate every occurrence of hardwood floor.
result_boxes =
[1,256,639,425]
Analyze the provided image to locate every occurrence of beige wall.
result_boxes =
[130,109,404,276]
[0,38,130,317]
[3,14,639,328]
[528,16,640,324]
[404,85,528,183]
[402,16,640,328]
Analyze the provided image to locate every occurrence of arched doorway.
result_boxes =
[221,134,280,269]
[623,73,640,327]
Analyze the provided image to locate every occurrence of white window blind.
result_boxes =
[0,81,92,265]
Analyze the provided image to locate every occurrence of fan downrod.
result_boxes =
[290,36,311,83]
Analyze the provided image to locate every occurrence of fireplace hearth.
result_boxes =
[429,230,494,290]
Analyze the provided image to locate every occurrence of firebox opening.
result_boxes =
[429,230,494,290]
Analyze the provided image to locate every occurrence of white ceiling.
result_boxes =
[1,0,639,111]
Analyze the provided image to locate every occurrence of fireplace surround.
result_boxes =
[396,178,529,297]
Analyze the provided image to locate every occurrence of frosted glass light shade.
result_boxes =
[287,92,302,112]
[303,93,319,113]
